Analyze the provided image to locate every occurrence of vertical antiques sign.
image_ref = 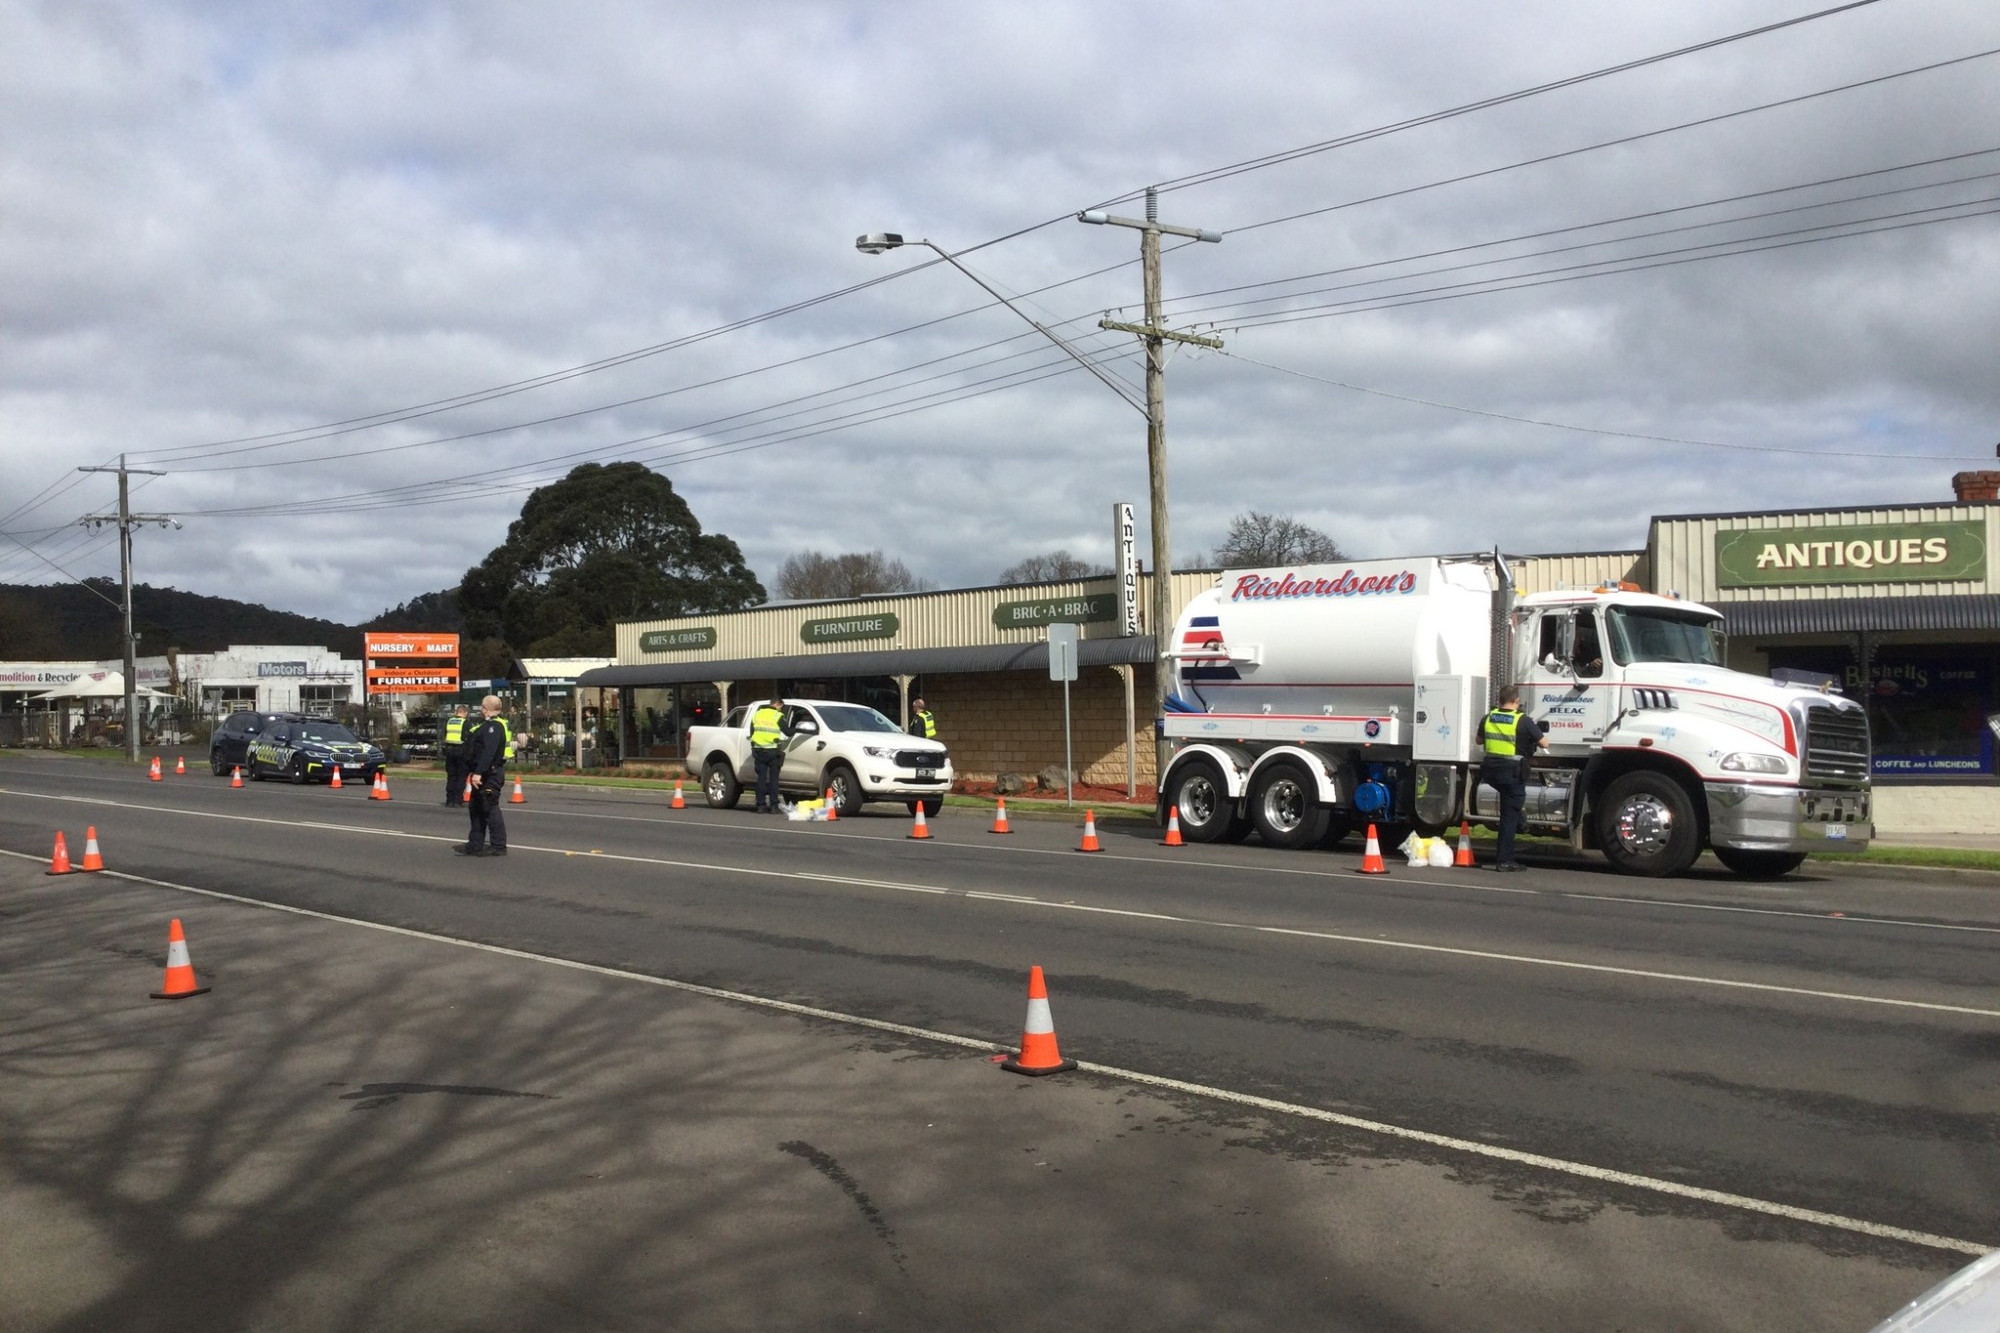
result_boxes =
[1115,501,1139,636]
[1714,522,1985,587]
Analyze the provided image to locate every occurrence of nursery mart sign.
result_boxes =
[1715,522,1985,587]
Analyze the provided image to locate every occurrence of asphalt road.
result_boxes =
[3,750,1994,1331]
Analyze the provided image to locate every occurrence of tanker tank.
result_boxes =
[1172,556,1497,724]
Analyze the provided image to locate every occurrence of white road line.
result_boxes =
[4,845,1987,1260]
[6,785,1998,1017]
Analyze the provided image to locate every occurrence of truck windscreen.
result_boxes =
[1606,606,1724,667]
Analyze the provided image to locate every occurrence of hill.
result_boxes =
[0,580,364,660]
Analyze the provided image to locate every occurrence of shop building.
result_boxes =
[179,645,365,716]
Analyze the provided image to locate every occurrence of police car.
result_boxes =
[243,718,388,785]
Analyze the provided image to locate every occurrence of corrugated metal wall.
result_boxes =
[615,572,1221,666]
[1511,551,1648,593]
[1649,505,1997,603]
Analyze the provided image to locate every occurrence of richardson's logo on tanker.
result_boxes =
[1231,568,1418,600]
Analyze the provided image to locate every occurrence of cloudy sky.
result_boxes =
[4,0,1998,625]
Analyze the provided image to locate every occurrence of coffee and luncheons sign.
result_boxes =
[1715,522,1984,588]
[364,632,460,694]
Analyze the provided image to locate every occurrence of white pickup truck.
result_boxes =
[686,698,953,816]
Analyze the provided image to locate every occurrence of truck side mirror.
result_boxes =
[792,718,819,736]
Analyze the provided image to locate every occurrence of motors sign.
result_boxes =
[257,661,308,677]
[1715,522,1985,587]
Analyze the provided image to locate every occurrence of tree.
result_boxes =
[458,462,764,656]
[774,550,927,600]
[1210,511,1346,568]
[996,550,1112,584]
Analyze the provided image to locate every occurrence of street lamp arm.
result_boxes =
[856,234,1146,416]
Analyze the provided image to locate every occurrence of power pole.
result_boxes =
[78,456,176,763]
[1079,187,1222,768]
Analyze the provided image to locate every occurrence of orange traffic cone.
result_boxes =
[372,771,392,801]
[991,798,1011,834]
[907,804,932,839]
[1358,823,1388,874]
[174,756,186,776]
[1078,809,1102,853]
[230,765,243,788]
[1455,821,1475,867]
[670,781,686,810]
[150,918,210,1000]
[510,777,526,804]
[1161,805,1184,847]
[1000,966,1077,1076]
[823,787,838,821]
[149,756,162,781]
[462,777,473,803]
[79,826,105,872]
[328,766,342,789]
[45,831,73,875]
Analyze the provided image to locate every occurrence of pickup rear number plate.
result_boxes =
[916,768,936,780]
[1823,824,1848,840]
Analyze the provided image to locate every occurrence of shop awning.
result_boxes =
[1714,594,2000,636]
[576,636,1158,690]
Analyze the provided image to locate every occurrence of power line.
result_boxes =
[1218,349,1988,461]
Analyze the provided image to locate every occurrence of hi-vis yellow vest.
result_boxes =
[1481,708,1522,758]
[750,706,785,750]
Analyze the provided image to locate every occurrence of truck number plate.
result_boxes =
[916,768,936,780]
[1823,824,1848,840]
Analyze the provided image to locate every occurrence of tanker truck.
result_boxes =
[1158,553,1873,877]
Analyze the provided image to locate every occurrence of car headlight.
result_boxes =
[1720,751,1789,774]
[862,746,896,758]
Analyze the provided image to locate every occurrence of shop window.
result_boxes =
[1767,646,1996,779]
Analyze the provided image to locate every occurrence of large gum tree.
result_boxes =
[459,462,765,656]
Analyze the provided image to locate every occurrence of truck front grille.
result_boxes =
[1800,704,1870,786]
[896,750,947,769]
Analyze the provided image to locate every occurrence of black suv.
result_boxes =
[211,710,293,775]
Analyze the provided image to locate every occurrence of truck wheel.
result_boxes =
[825,764,865,817]
[1712,847,1809,879]
[1168,757,1237,844]
[1597,772,1700,877]
[1249,761,1330,850]
[704,759,742,809]
[905,796,943,818]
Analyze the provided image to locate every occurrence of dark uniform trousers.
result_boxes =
[443,745,466,806]
[753,747,783,811]
[469,774,506,851]
[1483,759,1526,864]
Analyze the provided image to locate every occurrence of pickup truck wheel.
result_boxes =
[905,796,943,818]
[1249,760,1330,850]
[704,759,742,809]
[825,764,864,817]
[1712,847,1808,879]
[1167,758,1236,844]
[1597,771,1700,877]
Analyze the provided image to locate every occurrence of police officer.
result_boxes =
[1480,685,1546,872]
[907,696,937,740]
[749,695,787,813]
[441,703,470,806]
[456,694,512,856]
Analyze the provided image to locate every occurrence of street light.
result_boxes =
[859,218,1219,779]
[854,234,1145,413]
